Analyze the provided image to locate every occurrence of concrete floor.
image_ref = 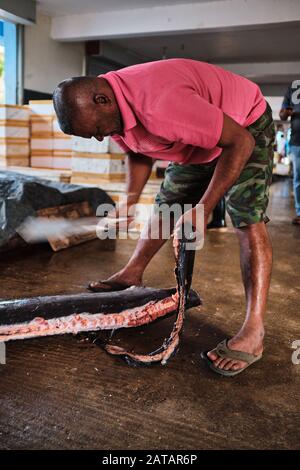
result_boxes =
[0,177,299,450]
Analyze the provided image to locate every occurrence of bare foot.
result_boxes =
[207,327,264,371]
[88,268,143,291]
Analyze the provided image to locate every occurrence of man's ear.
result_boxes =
[93,93,110,105]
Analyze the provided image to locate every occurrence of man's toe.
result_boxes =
[232,361,245,371]
[207,351,218,361]
[207,351,242,370]
[213,356,224,367]
[219,358,231,369]
[89,281,109,289]
[224,360,235,371]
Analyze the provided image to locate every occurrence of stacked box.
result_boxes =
[71,151,126,184]
[30,100,54,169]
[149,161,159,180]
[52,118,72,169]
[108,138,159,179]
[108,138,125,154]
[0,105,30,167]
[29,100,72,170]
[71,136,126,184]
[72,135,110,154]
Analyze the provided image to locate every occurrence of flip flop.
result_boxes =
[87,280,132,293]
[200,339,262,377]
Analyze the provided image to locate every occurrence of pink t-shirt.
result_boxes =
[100,59,266,164]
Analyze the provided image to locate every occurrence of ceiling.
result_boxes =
[110,23,300,64]
[37,0,300,94]
[37,0,215,16]
[37,1,300,65]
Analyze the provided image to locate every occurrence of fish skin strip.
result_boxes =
[104,287,185,366]
[102,232,196,366]
[0,295,179,342]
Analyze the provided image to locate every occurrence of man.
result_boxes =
[280,82,300,225]
[53,59,274,376]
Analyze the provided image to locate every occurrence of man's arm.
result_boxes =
[198,113,255,219]
[125,151,154,206]
[110,137,153,207]
[111,151,153,221]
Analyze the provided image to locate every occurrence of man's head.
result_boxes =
[53,76,123,141]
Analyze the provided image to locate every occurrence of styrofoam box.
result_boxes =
[0,157,29,168]
[30,156,53,168]
[0,104,30,121]
[31,116,53,135]
[0,125,30,139]
[52,119,64,134]
[108,137,126,154]
[53,137,72,151]
[71,154,125,174]
[0,142,30,157]
[31,138,53,151]
[72,136,109,154]
[52,156,71,170]
[29,100,55,116]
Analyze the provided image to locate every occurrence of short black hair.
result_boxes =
[52,77,96,135]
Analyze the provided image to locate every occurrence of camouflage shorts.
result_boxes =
[155,102,275,228]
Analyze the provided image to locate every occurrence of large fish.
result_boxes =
[0,228,200,365]
[0,288,200,341]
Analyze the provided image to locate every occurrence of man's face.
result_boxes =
[71,94,123,142]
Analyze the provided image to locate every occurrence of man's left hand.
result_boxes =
[172,206,206,258]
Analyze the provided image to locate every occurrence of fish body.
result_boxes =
[0,287,201,343]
